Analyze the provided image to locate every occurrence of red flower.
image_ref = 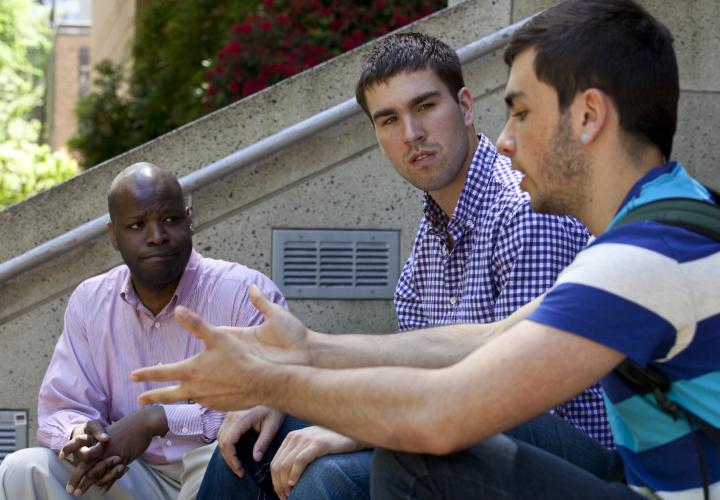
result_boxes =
[393,15,410,26]
[226,41,241,54]
[319,6,332,17]
[276,13,289,24]
[263,0,273,7]
[371,0,386,10]
[259,20,272,31]
[231,23,252,35]
[228,80,240,93]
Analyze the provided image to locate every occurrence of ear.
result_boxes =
[186,206,194,233]
[457,87,475,127]
[575,88,610,145]
[107,221,119,250]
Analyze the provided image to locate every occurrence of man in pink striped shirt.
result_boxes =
[0,163,286,499]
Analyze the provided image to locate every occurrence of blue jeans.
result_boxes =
[197,416,371,500]
[371,413,640,499]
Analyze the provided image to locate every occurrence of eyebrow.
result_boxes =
[371,90,441,123]
[504,90,526,108]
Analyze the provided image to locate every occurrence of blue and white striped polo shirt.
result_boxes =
[530,162,720,498]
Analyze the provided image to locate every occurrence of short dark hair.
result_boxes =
[355,32,465,118]
[504,0,678,160]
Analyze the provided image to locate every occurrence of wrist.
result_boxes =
[145,406,169,437]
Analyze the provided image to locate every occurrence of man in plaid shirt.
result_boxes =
[198,33,612,500]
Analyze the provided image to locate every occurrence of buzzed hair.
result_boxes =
[355,32,464,119]
[107,163,184,223]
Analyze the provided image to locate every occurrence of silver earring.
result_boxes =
[580,131,590,144]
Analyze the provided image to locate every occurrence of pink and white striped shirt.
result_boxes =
[37,250,286,464]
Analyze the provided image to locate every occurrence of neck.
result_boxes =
[132,278,180,316]
[580,147,665,235]
[430,131,479,217]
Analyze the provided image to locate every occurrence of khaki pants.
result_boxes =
[0,442,216,500]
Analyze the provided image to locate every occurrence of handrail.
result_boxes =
[0,15,532,284]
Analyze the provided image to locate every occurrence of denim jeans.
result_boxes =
[197,416,371,500]
[371,413,641,499]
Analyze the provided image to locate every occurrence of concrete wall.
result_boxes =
[0,0,718,443]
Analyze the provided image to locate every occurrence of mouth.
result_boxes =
[140,251,179,262]
[409,150,436,166]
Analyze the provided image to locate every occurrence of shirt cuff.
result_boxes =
[161,404,225,443]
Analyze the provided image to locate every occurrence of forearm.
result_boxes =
[306,295,543,369]
[258,362,443,452]
[258,317,618,455]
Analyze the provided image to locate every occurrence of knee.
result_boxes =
[0,447,58,478]
[290,453,370,500]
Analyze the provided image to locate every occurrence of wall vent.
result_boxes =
[272,229,400,299]
[0,410,28,464]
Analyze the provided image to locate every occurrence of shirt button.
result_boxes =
[449,296,457,305]
[166,440,172,446]
[182,426,189,434]
[154,322,160,328]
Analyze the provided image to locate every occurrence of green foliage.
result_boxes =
[71,0,256,168]
[71,0,444,169]
[0,0,52,142]
[0,0,79,209]
[205,0,444,106]
[0,121,79,209]
[67,61,134,169]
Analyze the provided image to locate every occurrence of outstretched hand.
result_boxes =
[132,286,310,409]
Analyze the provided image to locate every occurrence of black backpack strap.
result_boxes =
[614,197,720,241]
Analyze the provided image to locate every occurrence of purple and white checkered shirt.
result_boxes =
[394,134,614,448]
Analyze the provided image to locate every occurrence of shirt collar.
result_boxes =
[608,161,711,229]
[119,249,203,317]
[423,134,498,230]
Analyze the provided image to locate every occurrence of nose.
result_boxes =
[146,221,168,245]
[403,115,425,144]
[496,124,516,158]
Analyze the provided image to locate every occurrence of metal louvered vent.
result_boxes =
[273,229,400,299]
[0,410,28,464]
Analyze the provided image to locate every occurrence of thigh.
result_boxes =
[371,433,642,500]
[197,416,311,500]
[505,413,624,480]
[177,442,217,500]
[289,450,372,500]
[0,447,177,500]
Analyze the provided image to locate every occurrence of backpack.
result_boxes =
[612,188,720,499]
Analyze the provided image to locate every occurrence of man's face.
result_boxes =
[364,68,475,201]
[496,48,590,216]
[108,181,192,293]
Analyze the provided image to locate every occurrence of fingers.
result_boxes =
[131,360,187,384]
[73,441,105,463]
[84,420,110,443]
[96,463,129,495]
[219,413,252,478]
[248,285,278,319]
[253,411,283,462]
[135,384,187,405]
[174,306,219,346]
[66,458,92,496]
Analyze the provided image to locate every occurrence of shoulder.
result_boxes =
[552,223,703,314]
[70,263,128,306]
[194,255,282,296]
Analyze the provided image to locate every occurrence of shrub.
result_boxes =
[204,0,444,107]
